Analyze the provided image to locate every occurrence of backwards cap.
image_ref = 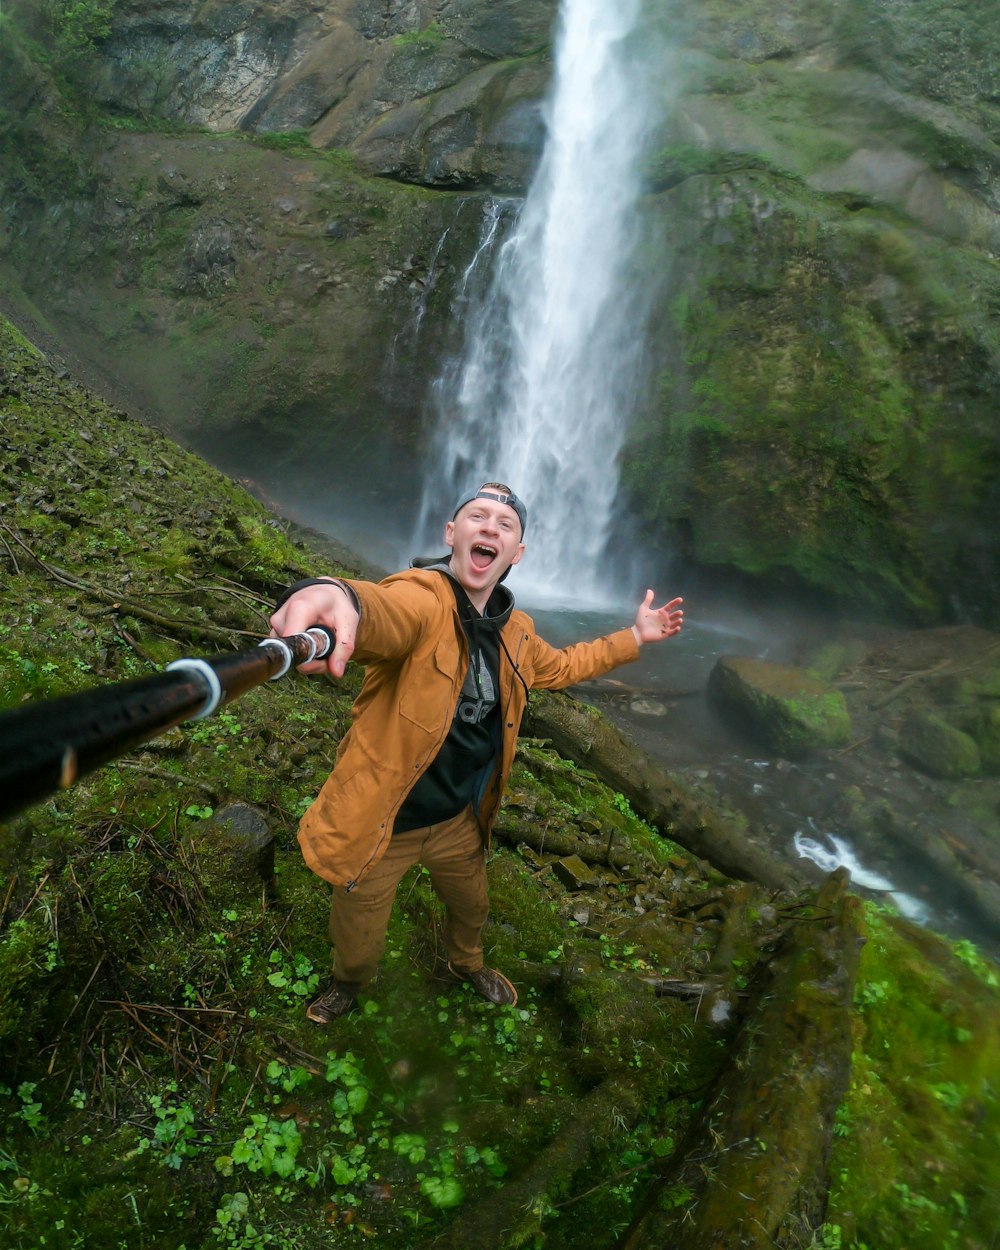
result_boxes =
[452,484,527,536]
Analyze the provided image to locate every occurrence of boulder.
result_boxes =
[551,854,600,891]
[709,655,852,757]
[899,709,981,779]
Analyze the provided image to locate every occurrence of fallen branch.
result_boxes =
[114,761,219,799]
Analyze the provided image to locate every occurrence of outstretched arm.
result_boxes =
[631,590,684,646]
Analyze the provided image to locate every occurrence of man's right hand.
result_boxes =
[269,581,359,678]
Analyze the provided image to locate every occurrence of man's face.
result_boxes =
[445,496,525,602]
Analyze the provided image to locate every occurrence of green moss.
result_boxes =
[826,909,1000,1249]
[626,165,1000,621]
[0,910,57,1041]
[392,22,448,50]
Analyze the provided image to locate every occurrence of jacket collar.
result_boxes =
[409,557,515,629]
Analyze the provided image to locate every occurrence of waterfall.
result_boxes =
[417,0,660,604]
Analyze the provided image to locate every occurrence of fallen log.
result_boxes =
[494,813,670,881]
[619,869,864,1250]
[524,691,803,893]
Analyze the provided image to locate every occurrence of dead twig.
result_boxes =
[15,872,52,924]
[872,658,952,709]
[48,957,106,1076]
[115,761,219,799]
[0,871,19,927]
[834,735,870,757]
[177,573,273,612]
[0,527,20,573]
[111,621,158,666]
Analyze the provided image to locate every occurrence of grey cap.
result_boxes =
[452,484,527,536]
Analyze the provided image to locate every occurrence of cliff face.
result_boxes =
[95,0,555,188]
[1,0,998,622]
[629,0,1000,621]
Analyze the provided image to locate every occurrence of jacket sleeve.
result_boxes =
[343,575,449,664]
[526,627,639,690]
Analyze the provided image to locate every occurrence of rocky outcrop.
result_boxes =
[94,0,557,190]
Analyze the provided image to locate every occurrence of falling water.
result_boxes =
[417,0,661,603]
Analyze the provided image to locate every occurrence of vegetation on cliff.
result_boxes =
[2,319,998,1248]
[1,0,999,626]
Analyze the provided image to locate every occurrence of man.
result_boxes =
[269,482,683,1022]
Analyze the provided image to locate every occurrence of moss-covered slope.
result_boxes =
[1,318,998,1249]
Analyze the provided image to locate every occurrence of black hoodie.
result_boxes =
[393,560,514,833]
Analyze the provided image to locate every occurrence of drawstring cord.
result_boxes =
[498,631,531,705]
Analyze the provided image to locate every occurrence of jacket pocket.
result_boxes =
[398,642,454,733]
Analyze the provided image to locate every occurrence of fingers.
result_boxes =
[268,584,359,678]
[328,633,355,679]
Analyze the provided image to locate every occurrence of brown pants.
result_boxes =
[329,806,489,991]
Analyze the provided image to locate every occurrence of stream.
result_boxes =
[523,592,996,955]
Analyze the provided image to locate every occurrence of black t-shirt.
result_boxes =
[393,581,504,833]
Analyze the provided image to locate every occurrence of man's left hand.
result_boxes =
[632,591,684,646]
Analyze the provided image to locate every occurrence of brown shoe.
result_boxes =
[306,982,357,1023]
[448,962,518,1007]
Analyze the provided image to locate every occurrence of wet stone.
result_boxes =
[199,801,276,893]
[552,854,600,891]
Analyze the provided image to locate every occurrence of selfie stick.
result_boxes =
[0,628,334,821]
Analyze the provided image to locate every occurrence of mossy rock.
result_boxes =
[804,639,869,683]
[899,708,982,779]
[968,703,1000,775]
[709,654,852,756]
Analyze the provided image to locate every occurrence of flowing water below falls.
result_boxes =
[525,596,997,956]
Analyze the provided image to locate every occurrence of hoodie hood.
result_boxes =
[410,557,515,628]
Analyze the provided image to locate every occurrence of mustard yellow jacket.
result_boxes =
[297,568,639,889]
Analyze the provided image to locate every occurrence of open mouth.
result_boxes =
[470,543,498,571]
